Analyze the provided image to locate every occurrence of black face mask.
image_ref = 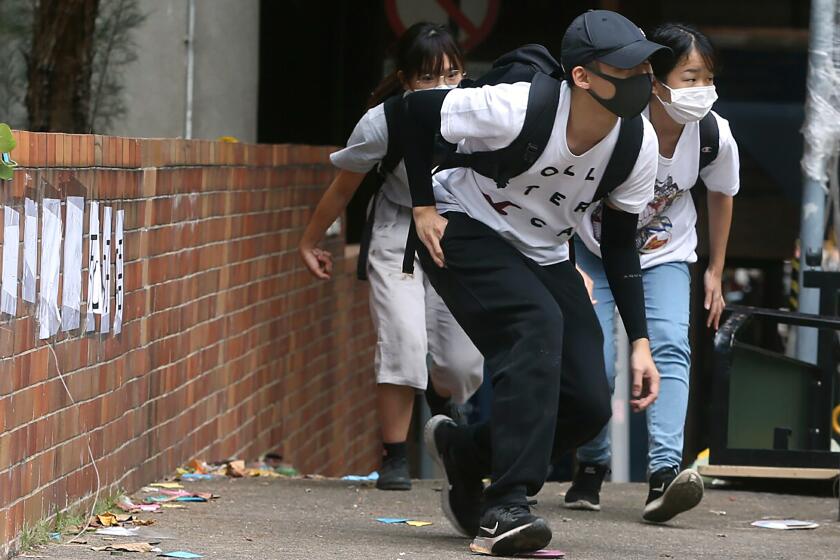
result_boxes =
[586,68,652,118]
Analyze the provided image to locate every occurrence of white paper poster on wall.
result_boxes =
[61,196,84,331]
[84,201,102,333]
[23,198,38,304]
[114,209,125,336]
[38,199,62,339]
[100,206,112,334]
[1,207,20,317]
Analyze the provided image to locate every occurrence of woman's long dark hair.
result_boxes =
[649,23,716,83]
[368,22,464,108]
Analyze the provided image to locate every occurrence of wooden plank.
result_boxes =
[699,464,839,480]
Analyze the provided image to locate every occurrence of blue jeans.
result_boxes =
[574,239,691,474]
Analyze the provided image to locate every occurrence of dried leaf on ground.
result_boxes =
[96,512,118,527]
[226,460,247,477]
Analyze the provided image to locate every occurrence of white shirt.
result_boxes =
[433,81,659,265]
[330,102,413,208]
[577,109,740,269]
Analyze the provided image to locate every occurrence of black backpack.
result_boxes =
[354,94,404,280]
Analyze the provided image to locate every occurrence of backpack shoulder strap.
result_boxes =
[592,114,644,203]
[698,111,719,173]
[358,95,403,281]
[380,95,404,175]
[507,72,563,176]
[436,73,562,188]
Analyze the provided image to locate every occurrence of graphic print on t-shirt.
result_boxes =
[578,109,740,270]
[591,174,684,253]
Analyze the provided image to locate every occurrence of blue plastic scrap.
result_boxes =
[341,471,379,482]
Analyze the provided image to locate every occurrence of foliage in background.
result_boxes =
[0,0,33,129]
[89,0,146,132]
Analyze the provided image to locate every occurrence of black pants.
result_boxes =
[419,212,612,509]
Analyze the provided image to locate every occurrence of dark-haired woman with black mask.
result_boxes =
[298,22,483,492]
[571,23,739,523]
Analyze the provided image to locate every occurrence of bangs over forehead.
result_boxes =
[649,23,716,82]
[676,45,715,74]
[398,24,465,77]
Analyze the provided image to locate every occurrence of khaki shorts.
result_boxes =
[366,195,483,403]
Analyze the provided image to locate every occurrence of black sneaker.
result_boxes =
[470,503,552,556]
[563,462,608,511]
[425,390,469,426]
[642,467,704,523]
[446,402,470,426]
[375,456,411,491]
[424,415,484,537]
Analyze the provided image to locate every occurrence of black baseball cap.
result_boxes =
[561,10,671,72]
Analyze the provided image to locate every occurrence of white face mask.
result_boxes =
[406,83,458,95]
[656,84,718,124]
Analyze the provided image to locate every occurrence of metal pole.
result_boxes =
[184,0,196,139]
[610,310,630,483]
[796,0,835,363]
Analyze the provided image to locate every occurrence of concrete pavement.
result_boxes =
[35,477,840,559]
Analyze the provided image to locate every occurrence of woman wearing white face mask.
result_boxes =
[298,23,483,492]
[569,23,739,522]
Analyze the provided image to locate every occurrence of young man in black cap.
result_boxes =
[402,10,670,556]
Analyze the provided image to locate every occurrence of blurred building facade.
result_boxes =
[109,0,260,142]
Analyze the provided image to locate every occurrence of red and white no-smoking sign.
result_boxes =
[385,0,500,52]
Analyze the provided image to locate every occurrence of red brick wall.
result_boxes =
[0,132,380,556]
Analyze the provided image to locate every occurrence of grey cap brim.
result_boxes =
[597,39,671,69]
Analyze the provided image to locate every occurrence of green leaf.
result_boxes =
[0,123,15,153]
[0,163,13,181]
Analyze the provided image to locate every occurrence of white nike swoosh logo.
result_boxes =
[481,522,499,535]
[652,483,666,492]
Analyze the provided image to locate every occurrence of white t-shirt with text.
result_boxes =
[433,81,659,265]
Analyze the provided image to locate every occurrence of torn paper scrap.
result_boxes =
[1,207,20,316]
[101,205,112,333]
[751,519,819,530]
[38,199,62,339]
[179,473,218,481]
[114,209,125,335]
[116,496,160,513]
[375,518,409,524]
[22,198,37,303]
[61,196,84,330]
[95,527,139,537]
[157,552,203,559]
[470,542,565,558]
[84,201,101,332]
[513,550,566,558]
[405,521,433,527]
[341,471,379,482]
